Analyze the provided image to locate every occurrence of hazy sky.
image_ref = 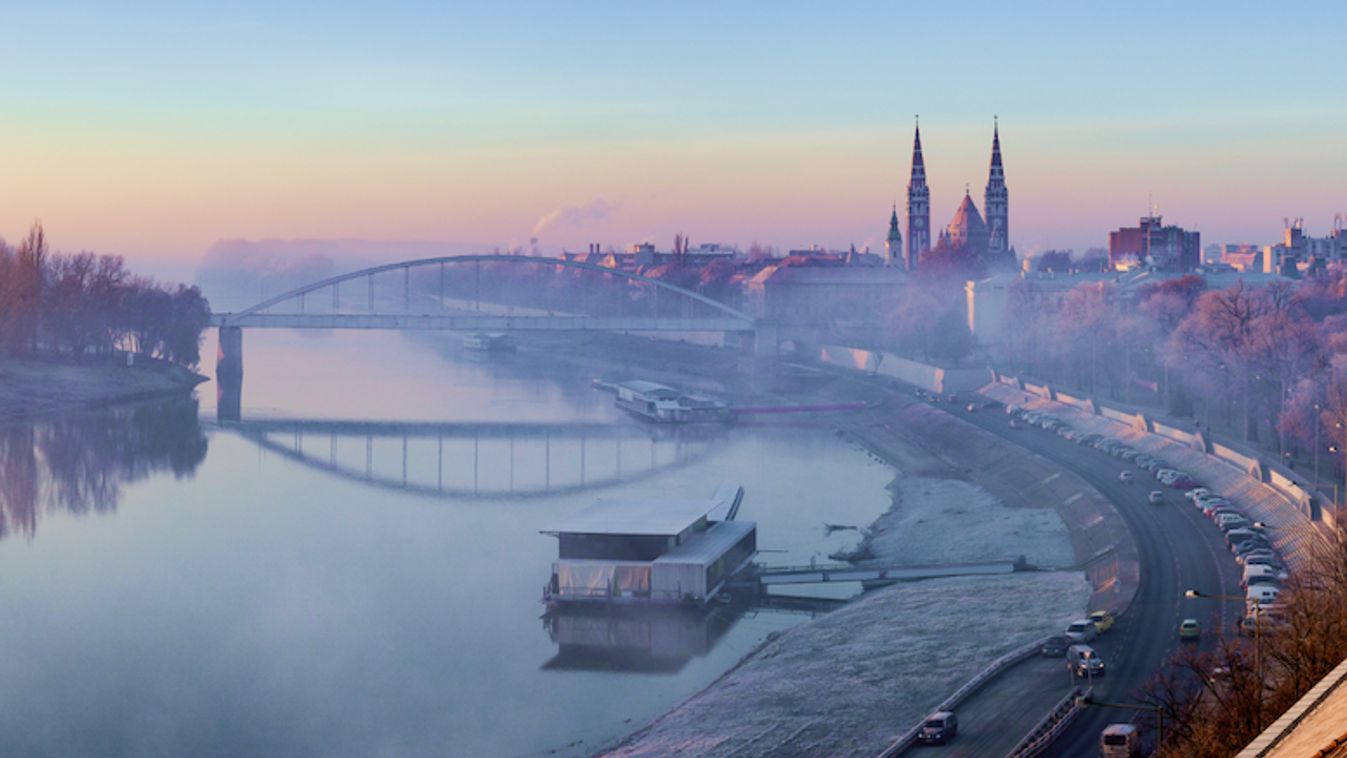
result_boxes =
[1,2,1344,266]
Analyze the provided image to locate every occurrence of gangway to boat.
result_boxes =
[735,558,1026,587]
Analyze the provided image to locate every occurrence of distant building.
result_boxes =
[1107,215,1201,272]
[745,260,908,326]
[1217,243,1265,273]
[1262,218,1347,277]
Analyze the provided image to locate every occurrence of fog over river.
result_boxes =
[0,331,896,757]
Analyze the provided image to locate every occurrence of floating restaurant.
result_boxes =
[541,485,756,605]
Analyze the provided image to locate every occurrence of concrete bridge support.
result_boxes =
[216,326,243,422]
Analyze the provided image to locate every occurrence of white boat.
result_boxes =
[463,333,516,353]
[613,380,729,423]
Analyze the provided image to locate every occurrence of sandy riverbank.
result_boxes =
[0,357,206,422]
[597,369,1125,757]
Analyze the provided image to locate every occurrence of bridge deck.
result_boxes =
[743,560,1021,586]
[210,312,755,331]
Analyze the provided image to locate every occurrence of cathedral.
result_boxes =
[885,120,1015,272]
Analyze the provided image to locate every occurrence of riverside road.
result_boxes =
[948,396,1244,756]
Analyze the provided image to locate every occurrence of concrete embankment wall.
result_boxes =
[986,370,1332,570]
[818,345,990,395]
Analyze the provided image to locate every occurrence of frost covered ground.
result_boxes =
[602,571,1091,758]
[857,476,1078,568]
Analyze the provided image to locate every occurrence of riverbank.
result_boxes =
[598,368,1129,757]
[0,357,206,423]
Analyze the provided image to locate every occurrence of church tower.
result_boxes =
[885,205,903,268]
[984,118,1009,263]
[906,121,930,270]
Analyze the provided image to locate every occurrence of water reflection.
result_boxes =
[0,397,207,541]
[215,416,725,500]
[542,605,745,674]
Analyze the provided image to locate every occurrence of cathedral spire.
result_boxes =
[984,117,1010,265]
[990,116,1002,171]
[905,117,930,272]
[910,120,926,180]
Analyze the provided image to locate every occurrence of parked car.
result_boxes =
[1179,618,1201,641]
[1242,553,1283,568]
[918,711,959,745]
[1119,471,1135,484]
[1234,539,1274,559]
[1040,635,1071,657]
[1066,644,1106,677]
[1008,418,1021,429]
[1118,449,1139,462]
[1065,619,1099,643]
[1089,610,1115,633]
[1226,528,1261,548]
[1186,488,1212,502]
[1170,476,1201,490]
[965,403,978,413]
[1217,513,1251,531]
[1247,585,1281,606]
[1077,433,1102,446]
[1148,491,1165,505]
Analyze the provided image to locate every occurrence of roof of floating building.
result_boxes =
[542,485,743,537]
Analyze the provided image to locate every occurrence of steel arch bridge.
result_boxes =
[209,254,757,333]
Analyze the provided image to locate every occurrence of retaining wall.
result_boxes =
[990,373,1331,540]
[818,345,989,395]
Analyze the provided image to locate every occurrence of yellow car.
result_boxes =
[1089,610,1115,634]
[1179,618,1201,641]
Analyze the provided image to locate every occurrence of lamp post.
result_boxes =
[1187,588,1265,730]
[1313,404,1321,489]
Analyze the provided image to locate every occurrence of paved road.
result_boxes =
[944,400,1245,756]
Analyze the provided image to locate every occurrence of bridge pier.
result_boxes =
[216,326,243,422]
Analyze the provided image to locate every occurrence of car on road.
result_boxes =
[1040,635,1071,657]
[1089,610,1115,633]
[1119,471,1135,483]
[1179,618,1201,641]
[918,711,958,745]
[965,403,977,412]
[1008,418,1021,429]
[1101,723,1141,757]
[1066,644,1106,678]
[1065,618,1099,643]
[1148,490,1164,505]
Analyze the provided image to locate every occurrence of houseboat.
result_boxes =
[541,485,755,606]
[613,380,730,424]
[463,333,517,354]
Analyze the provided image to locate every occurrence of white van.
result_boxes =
[1247,585,1281,606]
[1243,564,1287,587]
[1100,723,1140,757]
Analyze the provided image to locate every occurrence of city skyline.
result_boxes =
[0,2,1343,266]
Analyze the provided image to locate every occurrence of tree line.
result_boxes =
[0,223,211,367]
[1000,269,1347,469]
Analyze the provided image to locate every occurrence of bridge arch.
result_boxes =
[215,254,756,328]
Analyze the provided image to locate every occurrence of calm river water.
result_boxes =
[0,331,893,757]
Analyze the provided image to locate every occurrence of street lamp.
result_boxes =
[1187,588,1267,731]
[1074,693,1166,756]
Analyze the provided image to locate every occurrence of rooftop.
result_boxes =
[655,520,755,565]
[542,488,739,536]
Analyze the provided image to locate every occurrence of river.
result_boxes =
[0,330,895,758]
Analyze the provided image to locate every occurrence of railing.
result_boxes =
[1007,686,1087,758]
[874,635,1052,757]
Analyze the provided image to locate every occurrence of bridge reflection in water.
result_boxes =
[212,417,724,500]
